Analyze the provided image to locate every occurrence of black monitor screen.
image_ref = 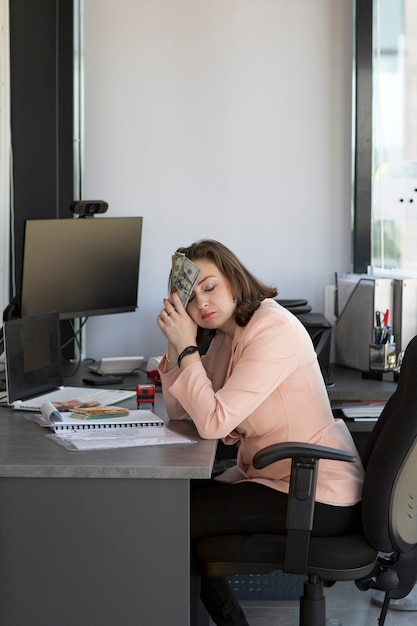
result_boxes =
[19,217,143,320]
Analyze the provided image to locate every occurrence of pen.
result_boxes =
[381,326,389,344]
[374,310,382,344]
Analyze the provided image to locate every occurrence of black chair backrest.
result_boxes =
[361,335,417,554]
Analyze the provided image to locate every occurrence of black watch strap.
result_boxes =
[177,345,199,367]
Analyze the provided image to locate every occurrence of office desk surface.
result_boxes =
[0,364,217,479]
[0,404,216,479]
[328,365,397,402]
[0,363,396,478]
[0,364,396,478]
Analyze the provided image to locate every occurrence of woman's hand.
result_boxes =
[157,291,198,354]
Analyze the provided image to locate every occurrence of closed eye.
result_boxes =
[188,286,213,303]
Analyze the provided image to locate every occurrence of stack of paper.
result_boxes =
[341,403,385,420]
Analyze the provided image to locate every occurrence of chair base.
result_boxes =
[299,575,326,626]
[299,577,343,626]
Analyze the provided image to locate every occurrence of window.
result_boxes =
[355,0,417,274]
[372,0,417,273]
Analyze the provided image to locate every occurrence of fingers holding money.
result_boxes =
[159,299,178,322]
[157,310,171,333]
[159,309,171,321]
[157,295,198,351]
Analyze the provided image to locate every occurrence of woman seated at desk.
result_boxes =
[157,239,364,626]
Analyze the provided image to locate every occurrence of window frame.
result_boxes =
[353,0,373,274]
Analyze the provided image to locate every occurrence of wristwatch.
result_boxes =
[177,345,199,367]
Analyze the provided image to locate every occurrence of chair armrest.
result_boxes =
[253,442,356,575]
[254,441,356,470]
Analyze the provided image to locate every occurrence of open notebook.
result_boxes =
[2,311,135,411]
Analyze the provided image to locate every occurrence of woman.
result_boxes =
[157,240,364,626]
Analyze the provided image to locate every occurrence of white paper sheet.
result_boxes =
[46,427,196,451]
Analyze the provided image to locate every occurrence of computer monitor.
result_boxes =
[19,217,143,320]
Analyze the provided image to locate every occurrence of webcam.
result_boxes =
[70,200,109,217]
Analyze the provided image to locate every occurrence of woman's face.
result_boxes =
[186,259,237,336]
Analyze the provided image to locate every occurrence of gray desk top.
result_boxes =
[327,365,397,402]
[0,390,217,480]
[0,363,396,479]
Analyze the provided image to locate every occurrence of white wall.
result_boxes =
[83,0,353,361]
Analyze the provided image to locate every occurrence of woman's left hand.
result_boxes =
[157,291,198,352]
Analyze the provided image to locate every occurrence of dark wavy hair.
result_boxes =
[176,240,278,327]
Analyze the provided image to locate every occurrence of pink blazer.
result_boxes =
[159,299,364,506]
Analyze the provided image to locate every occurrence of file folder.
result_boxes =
[335,274,394,371]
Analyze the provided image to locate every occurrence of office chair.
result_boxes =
[197,335,417,626]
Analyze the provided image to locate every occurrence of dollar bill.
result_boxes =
[170,252,185,288]
[170,252,200,307]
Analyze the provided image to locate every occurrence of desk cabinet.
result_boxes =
[0,402,216,626]
[0,477,190,625]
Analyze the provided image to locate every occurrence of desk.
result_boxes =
[0,363,398,624]
[0,374,217,626]
[328,365,397,403]
[326,365,397,456]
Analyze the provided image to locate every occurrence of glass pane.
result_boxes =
[371,0,417,273]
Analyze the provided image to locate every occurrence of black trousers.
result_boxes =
[190,479,362,626]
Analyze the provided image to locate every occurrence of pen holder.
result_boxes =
[369,343,397,372]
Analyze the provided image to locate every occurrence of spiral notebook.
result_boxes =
[3,311,135,411]
[40,404,165,433]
